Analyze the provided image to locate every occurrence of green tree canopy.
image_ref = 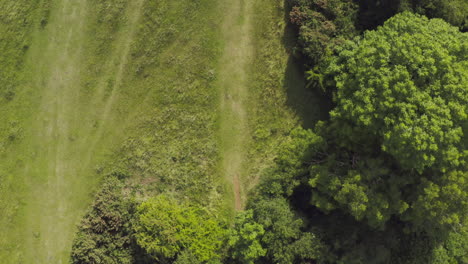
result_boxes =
[328,12,467,172]
[306,12,467,231]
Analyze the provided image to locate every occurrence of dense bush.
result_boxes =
[288,0,467,92]
[257,127,325,198]
[134,195,227,263]
[402,0,468,31]
[70,177,148,264]
[329,13,467,170]
[248,197,326,264]
[288,0,358,66]
[227,210,266,264]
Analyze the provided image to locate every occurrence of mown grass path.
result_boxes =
[13,0,144,263]
[23,1,89,262]
[218,0,254,211]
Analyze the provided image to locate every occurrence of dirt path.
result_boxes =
[218,0,254,211]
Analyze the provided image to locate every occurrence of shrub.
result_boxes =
[134,195,227,263]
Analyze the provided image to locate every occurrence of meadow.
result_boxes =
[0,0,313,262]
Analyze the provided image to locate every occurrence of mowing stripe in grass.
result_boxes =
[217,0,255,211]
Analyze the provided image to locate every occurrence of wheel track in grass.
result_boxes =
[80,0,145,172]
[218,0,254,211]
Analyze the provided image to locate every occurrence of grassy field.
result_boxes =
[0,0,324,262]
[0,0,141,262]
[0,0,50,261]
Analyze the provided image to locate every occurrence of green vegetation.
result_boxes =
[329,12,467,172]
[0,0,466,263]
[106,0,223,206]
[289,0,358,66]
[244,9,467,264]
[0,0,45,100]
[227,210,266,264]
[0,0,309,262]
[134,195,226,263]
[318,12,467,230]
[0,0,225,262]
[249,197,326,263]
[70,177,146,264]
[401,0,468,31]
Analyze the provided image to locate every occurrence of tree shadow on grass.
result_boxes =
[280,1,332,129]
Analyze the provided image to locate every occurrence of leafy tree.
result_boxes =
[393,224,468,264]
[227,210,266,264]
[134,195,226,263]
[354,0,467,31]
[444,225,468,263]
[306,12,468,232]
[356,0,401,30]
[407,170,468,232]
[328,12,467,172]
[247,5,468,264]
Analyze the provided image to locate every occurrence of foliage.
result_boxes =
[407,170,468,232]
[329,12,467,172]
[309,153,410,227]
[356,0,401,30]
[402,0,468,31]
[2,0,466,262]
[393,225,468,264]
[444,225,468,263]
[244,0,328,197]
[0,0,319,262]
[288,0,358,66]
[258,127,325,197]
[173,250,203,264]
[287,0,359,94]
[348,0,467,31]
[227,210,266,264]
[249,8,468,264]
[70,177,146,264]
[305,12,468,232]
[134,195,226,263]
[249,197,326,264]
